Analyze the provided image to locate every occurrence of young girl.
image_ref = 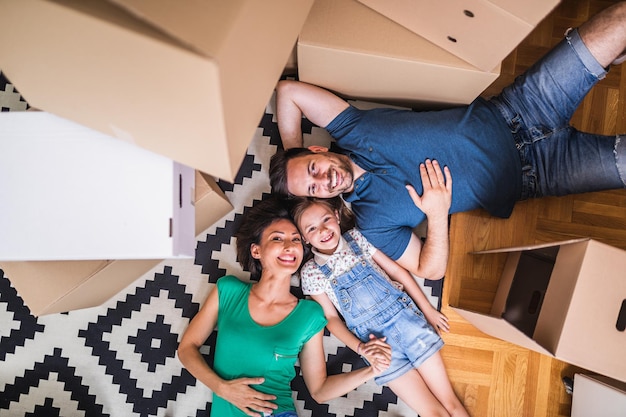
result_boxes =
[290,164,469,417]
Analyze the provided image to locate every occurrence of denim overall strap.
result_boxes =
[344,231,364,256]
[319,232,406,332]
[317,258,332,277]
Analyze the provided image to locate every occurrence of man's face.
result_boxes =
[286,151,354,198]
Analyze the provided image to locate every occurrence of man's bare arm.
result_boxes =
[275,80,350,149]
[397,160,452,280]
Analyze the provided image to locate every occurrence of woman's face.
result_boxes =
[251,218,303,275]
[297,203,341,256]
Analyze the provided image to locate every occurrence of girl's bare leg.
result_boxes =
[387,368,451,417]
[417,352,470,417]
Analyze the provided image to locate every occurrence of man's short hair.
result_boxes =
[269,148,315,197]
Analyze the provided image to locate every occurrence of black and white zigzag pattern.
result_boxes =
[0,70,442,417]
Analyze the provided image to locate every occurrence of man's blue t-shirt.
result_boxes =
[326,99,521,260]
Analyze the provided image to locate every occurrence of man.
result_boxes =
[270,3,626,280]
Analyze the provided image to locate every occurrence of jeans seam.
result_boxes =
[615,135,626,186]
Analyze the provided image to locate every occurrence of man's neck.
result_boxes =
[351,160,367,181]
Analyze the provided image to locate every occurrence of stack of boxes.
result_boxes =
[0,0,566,330]
[0,0,314,315]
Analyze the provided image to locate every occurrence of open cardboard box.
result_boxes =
[0,0,313,181]
[297,0,500,108]
[0,169,232,317]
[451,238,626,382]
[357,0,560,72]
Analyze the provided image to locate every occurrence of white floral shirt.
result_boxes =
[300,228,401,311]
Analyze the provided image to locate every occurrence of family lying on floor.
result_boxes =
[178,3,626,416]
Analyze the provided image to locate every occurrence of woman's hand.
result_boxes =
[359,334,392,375]
[217,377,277,417]
[422,306,450,336]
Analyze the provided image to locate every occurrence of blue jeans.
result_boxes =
[488,28,626,199]
[268,412,298,417]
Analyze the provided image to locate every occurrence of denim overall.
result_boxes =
[317,232,443,385]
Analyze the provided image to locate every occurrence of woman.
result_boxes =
[178,197,391,417]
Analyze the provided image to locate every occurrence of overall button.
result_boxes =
[332,279,338,285]
[361,261,367,267]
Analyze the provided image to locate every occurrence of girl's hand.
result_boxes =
[359,334,392,375]
[219,377,277,417]
[423,307,450,335]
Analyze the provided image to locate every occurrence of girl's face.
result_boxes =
[298,203,341,255]
[251,219,303,275]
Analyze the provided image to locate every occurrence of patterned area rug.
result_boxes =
[0,71,443,417]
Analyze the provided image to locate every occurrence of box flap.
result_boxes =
[1,260,110,315]
[452,306,553,356]
[472,238,589,255]
[1,259,159,316]
[533,241,587,353]
[194,171,233,236]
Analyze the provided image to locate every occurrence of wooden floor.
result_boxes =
[439,0,626,416]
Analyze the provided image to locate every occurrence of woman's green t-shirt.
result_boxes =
[210,275,327,417]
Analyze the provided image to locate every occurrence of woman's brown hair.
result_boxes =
[234,196,298,280]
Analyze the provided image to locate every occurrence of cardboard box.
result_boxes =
[0,111,195,261]
[0,0,314,181]
[571,373,626,417]
[0,168,232,316]
[297,0,500,107]
[194,170,233,237]
[452,238,626,382]
[357,0,560,72]
[0,259,161,316]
